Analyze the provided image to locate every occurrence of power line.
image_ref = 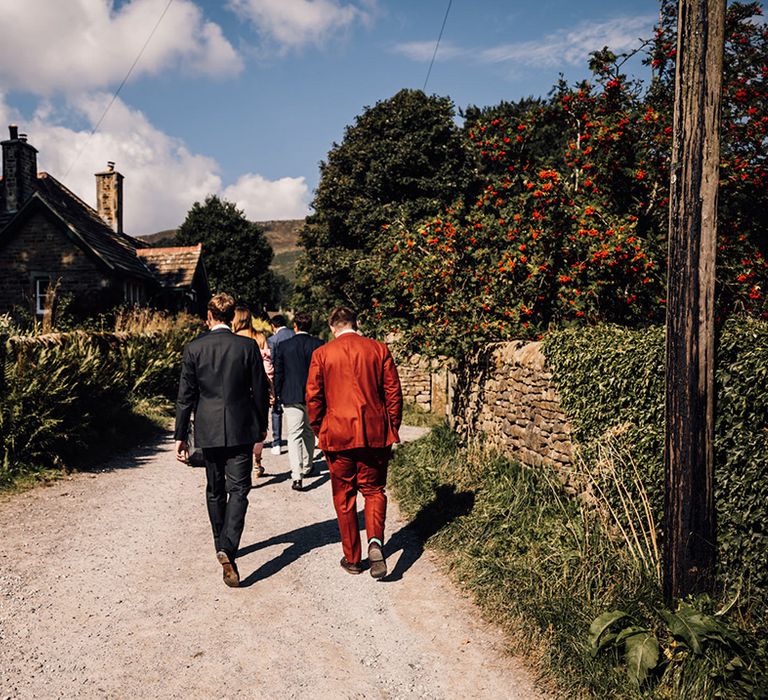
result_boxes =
[422,0,453,92]
[64,0,175,178]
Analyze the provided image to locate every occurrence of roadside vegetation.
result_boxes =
[390,316,768,698]
[390,421,767,699]
[401,402,446,429]
[0,309,200,491]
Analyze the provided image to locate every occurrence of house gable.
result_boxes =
[0,203,115,314]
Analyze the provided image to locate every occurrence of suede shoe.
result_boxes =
[216,550,240,588]
[340,557,363,575]
[368,542,387,579]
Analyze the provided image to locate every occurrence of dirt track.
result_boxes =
[0,427,548,699]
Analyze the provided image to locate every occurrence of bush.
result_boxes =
[543,317,768,632]
[0,312,200,487]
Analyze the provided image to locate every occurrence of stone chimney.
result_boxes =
[95,161,124,233]
[1,124,39,213]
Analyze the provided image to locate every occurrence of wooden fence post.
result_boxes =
[664,0,726,601]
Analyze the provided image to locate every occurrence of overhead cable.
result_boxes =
[423,0,453,92]
[64,0,175,178]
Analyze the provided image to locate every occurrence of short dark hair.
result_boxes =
[271,314,287,328]
[208,293,236,323]
[293,311,312,332]
[328,306,357,329]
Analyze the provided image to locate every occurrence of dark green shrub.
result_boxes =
[0,318,198,486]
[543,318,768,631]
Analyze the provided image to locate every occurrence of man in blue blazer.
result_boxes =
[175,293,270,587]
[273,311,324,490]
[267,314,294,455]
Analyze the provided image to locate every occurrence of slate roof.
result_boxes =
[135,245,205,289]
[35,174,155,279]
[0,173,155,280]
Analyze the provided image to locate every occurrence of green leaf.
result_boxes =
[623,630,659,685]
[588,610,628,655]
[662,603,729,655]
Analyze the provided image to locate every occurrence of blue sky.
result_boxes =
[0,0,660,235]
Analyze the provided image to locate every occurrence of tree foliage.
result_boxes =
[369,1,768,356]
[293,88,478,317]
[295,3,768,355]
[176,195,280,310]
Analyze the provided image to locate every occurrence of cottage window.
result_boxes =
[34,277,50,316]
[123,280,142,305]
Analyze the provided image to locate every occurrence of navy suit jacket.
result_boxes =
[267,326,294,357]
[273,332,324,405]
[174,328,270,448]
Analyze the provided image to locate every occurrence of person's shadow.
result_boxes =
[236,482,474,586]
[236,513,352,586]
[380,484,475,582]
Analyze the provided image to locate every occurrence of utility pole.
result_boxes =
[664,0,726,601]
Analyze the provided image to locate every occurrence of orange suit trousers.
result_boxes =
[326,447,391,565]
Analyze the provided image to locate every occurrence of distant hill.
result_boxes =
[138,219,305,283]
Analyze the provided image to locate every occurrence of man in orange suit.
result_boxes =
[306,307,403,578]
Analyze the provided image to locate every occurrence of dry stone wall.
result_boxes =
[397,340,574,477]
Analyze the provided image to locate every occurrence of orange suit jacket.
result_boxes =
[306,332,403,452]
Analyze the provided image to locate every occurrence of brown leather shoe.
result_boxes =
[368,542,387,579]
[340,557,363,575]
[216,550,240,588]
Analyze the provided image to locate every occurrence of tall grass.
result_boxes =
[389,425,766,699]
[0,310,201,488]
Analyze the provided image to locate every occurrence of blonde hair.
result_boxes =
[232,306,255,335]
[254,331,268,350]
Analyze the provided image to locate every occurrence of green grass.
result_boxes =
[389,425,767,699]
[401,401,446,428]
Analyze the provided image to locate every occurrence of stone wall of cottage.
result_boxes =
[397,340,574,476]
[0,210,116,315]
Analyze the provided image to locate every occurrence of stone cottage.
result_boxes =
[0,125,209,318]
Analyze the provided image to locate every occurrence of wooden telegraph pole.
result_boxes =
[664,0,726,601]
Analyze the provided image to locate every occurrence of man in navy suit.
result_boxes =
[273,311,324,491]
[267,314,294,455]
[175,293,270,587]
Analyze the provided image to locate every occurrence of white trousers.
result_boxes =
[284,403,315,481]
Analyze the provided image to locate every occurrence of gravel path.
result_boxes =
[0,427,548,699]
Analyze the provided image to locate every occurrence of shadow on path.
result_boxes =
[237,471,474,586]
[236,513,358,586]
[382,484,475,582]
[80,433,173,474]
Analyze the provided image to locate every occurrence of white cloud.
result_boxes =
[393,15,654,69]
[222,174,310,221]
[0,93,309,235]
[0,0,242,95]
[392,40,466,62]
[227,0,376,50]
[480,16,654,68]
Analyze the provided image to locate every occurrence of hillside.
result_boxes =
[138,219,305,283]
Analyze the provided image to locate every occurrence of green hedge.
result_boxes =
[0,322,197,486]
[543,318,768,630]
